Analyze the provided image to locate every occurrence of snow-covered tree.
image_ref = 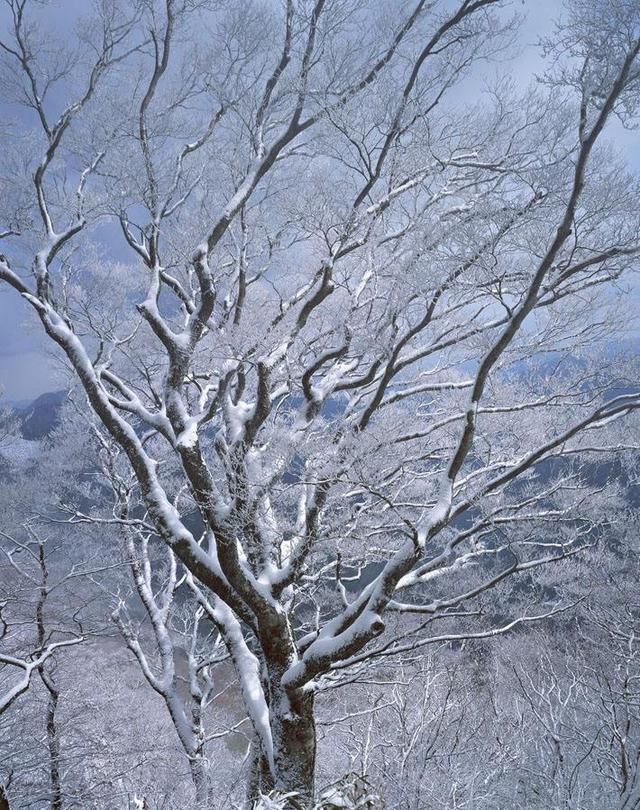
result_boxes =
[1,0,639,804]
[0,399,83,735]
[112,526,239,809]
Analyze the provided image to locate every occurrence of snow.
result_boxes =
[224,395,255,444]
[176,417,199,449]
[416,478,453,548]
[0,437,40,466]
[208,598,274,772]
[283,609,384,688]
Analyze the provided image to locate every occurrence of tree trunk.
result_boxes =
[0,785,9,810]
[245,689,316,808]
[270,688,316,809]
[246,737,274,808]
[189,756,209,810]
[43,672,62,810]
[253,611,318,807]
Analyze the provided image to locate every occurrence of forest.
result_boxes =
[0,0,639,807]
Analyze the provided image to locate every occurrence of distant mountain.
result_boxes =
[16,390,66,440]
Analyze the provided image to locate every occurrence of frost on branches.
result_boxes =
[0,0,639,806]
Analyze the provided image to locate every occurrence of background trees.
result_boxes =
[0,0,639,806]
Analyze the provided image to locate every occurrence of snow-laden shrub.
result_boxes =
[253,791,302,809]
[317,773,383,809]
[250,776,384,810]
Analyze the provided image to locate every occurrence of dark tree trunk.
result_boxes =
[246,738,274,809]
[245,688,316,808]
[256,611,318,808]
[270,688,316,808]
[41,669,62,810]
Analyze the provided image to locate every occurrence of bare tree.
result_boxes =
[0,528,83,810]
[1,0,639,804]
[112,526,242,808]
[0,409,83,734]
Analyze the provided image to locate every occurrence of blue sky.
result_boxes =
[0,0,637,401]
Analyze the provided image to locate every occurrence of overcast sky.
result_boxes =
[0,0,637,402]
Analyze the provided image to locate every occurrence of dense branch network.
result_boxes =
[0,0,639,801]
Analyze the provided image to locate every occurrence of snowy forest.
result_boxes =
[0,0,639,807]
